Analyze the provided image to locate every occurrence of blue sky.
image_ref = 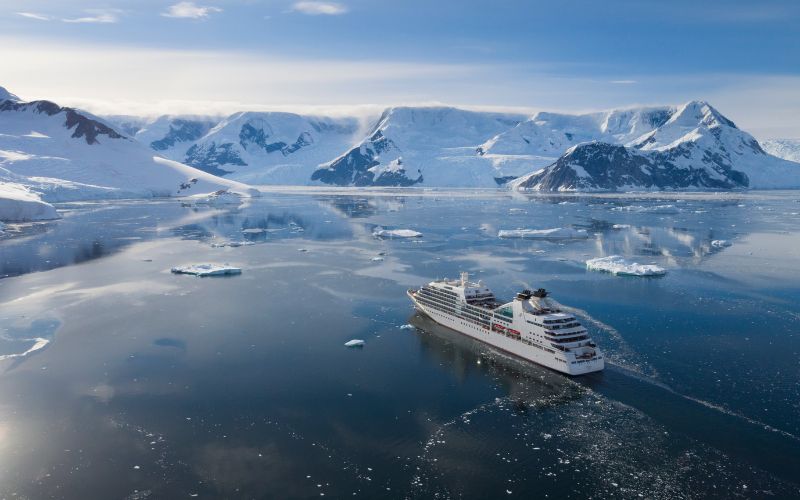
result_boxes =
[2,0,799,137]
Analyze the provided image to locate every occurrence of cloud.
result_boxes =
[291,1,348,15]
[62,10,121,24]
[2,36,799,139]
[16,12,50,21]
[610,80,637,85]
[162,2,222,19]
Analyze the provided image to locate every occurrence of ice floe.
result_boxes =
[344,339,365,347]
[0,337,50,361]
[399,324,415,330]
[586,255,666,276]
[210,240,254,248]
[185,189,244,207]
[711,239,732,248]
[612,224,631,229]
[373,227,423,239]
[170,264,242,277]
[498,227,588,239]
[610,204,679,214]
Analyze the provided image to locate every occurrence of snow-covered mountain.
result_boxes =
[311,106,525,186]
[106,115,221,159]
[0,86,256,220]
[761,139,800,164]
[135,112,362,185]
[511,101,800,191]
[479,106,673,164]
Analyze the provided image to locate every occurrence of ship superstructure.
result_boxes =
[408,273,604,375]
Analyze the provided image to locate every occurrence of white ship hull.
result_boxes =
[408,290,603,376]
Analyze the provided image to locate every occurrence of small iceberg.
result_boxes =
[399,324,414,330]
[171,264,242,277]
[498,227,588,239]
[612,224,631,229]
[610,204,679,214]
[373,227,423,239]
[186,189,244,207]
[586,256,666,277]
[711,240,732,248]
[344,339,365,347]
[210,240,254,248]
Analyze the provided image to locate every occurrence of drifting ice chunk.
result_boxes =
[498,227,588,239]
[171,264,242,277]
[586,256,666,276]
[612,224,631,229]
[711,239,732,248]
[399,324,414,330]
[210,240,254,248]
[373,227,423,239]
[610,204,679,214]
[344,339,365,347]
[186,189,243,207]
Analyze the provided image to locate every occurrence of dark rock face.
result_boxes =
[239,123,285,153]
[239,124,314,156]
[494,175,517,186]
[516,142,749,191]
[644,109,673,129]
[184,143,240,175]
[0,100,125,145]
[151,120,213,151]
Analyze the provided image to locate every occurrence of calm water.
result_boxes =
[0,189,799,499]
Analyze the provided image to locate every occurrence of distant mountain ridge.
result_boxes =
[107,99,799,191]
[511,101,800,191]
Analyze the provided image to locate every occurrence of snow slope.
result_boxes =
[0,88,257,206]
[511,101,800,191]
[312,106,525,187]
[761,139,800,164]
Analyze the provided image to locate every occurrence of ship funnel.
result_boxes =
[460,271,469,286]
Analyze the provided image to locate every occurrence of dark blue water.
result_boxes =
[0,190,798,498]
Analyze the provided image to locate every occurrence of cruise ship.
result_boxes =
[408,273,604,375]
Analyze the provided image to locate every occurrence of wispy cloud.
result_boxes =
[610,80,637,85]
[16,12,51,21]
[62,10,121,24]
[162,2,222,19]
[291,1,348,15]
